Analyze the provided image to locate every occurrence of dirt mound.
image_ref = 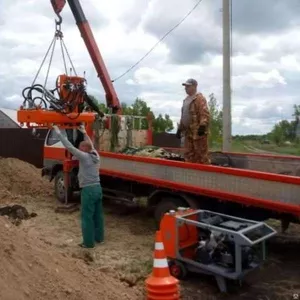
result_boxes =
[0,157,52,201]
[0,216,141,300]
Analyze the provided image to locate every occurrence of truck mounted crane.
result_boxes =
[50,0,121,113]
[16,0,300,235]
[13,0,300,291]
[18,0,121,130]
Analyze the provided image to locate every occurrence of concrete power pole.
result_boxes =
[222,0,232,151]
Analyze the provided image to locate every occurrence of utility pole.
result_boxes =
[222,0,232,151]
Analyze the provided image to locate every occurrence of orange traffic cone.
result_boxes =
[145,231,180,300]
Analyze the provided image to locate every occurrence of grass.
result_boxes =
[210,140,300,156]
[210,140,256,153]
[252,143,300,156]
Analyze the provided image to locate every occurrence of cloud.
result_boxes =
[142,0,222,64]
[234,69,286,89]
[0,0,300,136]
[229,0,300,34]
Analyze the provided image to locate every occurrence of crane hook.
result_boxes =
[55,13,62,26]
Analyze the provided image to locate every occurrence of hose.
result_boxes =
[22,23,84,120]
[84,94,104,117]
[21,79,86,121]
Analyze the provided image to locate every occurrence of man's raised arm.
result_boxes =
[78,124,95,150]
[52,125,87,160]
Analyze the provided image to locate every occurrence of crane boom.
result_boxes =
[51,0,121,113]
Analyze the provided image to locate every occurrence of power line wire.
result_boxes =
[112,0,205,82]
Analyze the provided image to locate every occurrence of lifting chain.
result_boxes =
[21,14,83,116]
[31,14,77,88]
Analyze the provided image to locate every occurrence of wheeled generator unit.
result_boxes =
[160,208,277,292]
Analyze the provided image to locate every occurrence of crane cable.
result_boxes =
[32,23,77,88]
[21,21,87,121]
[111,0,205,82]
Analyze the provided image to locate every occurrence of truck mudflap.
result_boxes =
[99,152,300,216]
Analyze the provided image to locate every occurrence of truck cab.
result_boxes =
[42,127,83,202]
[42,114,151,203]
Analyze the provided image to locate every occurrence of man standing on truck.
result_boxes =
[52,124,104,249]
[176,78,210,164]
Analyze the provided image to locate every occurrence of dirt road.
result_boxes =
[243,145,276,154]
[0,158,300,300]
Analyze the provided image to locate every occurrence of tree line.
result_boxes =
[92,93,300,147]
[268,105,300,145]
[235,105,300,146]
[89,95,174,133]
[89,94,223,141]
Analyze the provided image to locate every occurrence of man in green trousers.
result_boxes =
[53,124,104,249]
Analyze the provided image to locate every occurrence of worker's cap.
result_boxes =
[182,78,198,86]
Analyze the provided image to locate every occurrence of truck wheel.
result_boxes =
[54,171,73,203]
[154,198,188,228]
[169,260,188,280]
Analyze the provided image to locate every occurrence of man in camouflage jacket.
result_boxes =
[176,78,210,164]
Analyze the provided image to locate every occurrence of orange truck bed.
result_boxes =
[44,147,300,218]
[98,151,300,217]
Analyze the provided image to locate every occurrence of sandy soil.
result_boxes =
[0,157,299,300]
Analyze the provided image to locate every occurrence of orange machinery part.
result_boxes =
[17,109,96,128]
[56,74,86,114]
[160,208,198,260]
[18,74,96,128]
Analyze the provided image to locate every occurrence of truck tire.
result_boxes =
[54,171,74,203]
[154,197,188,228]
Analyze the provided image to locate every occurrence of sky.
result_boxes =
[0,0,299,135]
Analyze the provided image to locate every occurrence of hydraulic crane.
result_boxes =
[50,0,121,112]
[17,0,121,129]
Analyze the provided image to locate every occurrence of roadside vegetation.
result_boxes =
[207,95,300,156]
[92,93,300,156]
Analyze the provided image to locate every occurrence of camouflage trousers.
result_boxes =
[183,135,210,164]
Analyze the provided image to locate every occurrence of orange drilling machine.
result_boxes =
[18,74,99,129]
[16,0,124,204]
[17,0,121,130]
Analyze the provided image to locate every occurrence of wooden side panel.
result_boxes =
[93,129,148,152]
[132,130,148,148]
